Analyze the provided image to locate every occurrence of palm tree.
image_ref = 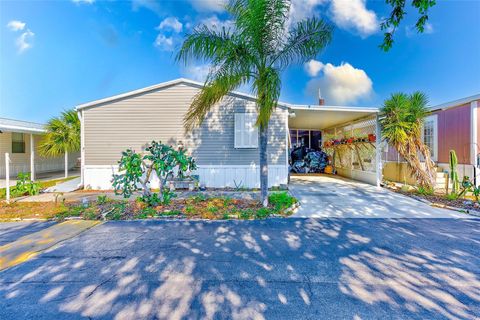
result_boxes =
[39,110,80,178]
[177,0,333,206]
[380,92,436,188]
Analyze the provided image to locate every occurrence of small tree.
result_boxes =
[380,92,436,188]
[112,141,196,206]
[39,110,80,178]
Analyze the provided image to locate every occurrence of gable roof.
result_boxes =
[75,78,291,111]
[429,93,480,111]
[0,117,46,134]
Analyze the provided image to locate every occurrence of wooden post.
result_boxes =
[5,153,10,204]
[30,133,35,181]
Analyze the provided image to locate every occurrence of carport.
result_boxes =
[287,105,382,186]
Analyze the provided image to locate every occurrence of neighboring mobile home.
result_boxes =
[76,78,382,190]
[0,118,78,179]
[383,94,480,187]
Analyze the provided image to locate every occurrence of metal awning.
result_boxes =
[288,105,379,130]
[0,118,46,134]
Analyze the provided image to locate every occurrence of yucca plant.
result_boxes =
[380,92,436,188]
[176,0,333,206]
[39,110,80,178]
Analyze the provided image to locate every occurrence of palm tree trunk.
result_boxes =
[259,124,268,207]
[64,151,68,178]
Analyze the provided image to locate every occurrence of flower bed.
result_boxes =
[0,192,297,220]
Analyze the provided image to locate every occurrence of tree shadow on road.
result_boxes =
[0,218,479,319]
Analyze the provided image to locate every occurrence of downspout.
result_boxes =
[472,100,479,186]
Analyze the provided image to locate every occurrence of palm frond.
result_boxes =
[39,109,80,157]
[271,17,333,69]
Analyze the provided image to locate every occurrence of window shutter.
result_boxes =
[234,113,258,148]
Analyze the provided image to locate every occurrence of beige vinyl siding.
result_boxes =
[83,83,287,166]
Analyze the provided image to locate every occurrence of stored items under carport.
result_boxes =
[290,146,330,173]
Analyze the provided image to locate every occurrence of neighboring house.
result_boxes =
[383,94,480,187]
[0,117,78,179]
[76,78,381,190]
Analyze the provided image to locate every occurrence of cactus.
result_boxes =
[449,150,459,195]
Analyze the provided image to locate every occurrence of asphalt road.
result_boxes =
[0,221,56,245]
[1,219,479,320]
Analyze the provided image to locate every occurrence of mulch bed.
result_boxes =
[392,189,480,213]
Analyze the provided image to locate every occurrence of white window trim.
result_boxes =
[234,113,259,149]
[422,114,438,162]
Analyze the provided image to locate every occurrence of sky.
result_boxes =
[1,0,479,123]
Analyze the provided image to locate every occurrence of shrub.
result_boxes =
[446,193,459,201]
[12,172,40,197]
[268,192,297,212]
[97,195,108,205]
[416,186,434,196]
[112,141,196,206]
[255,207,273,219]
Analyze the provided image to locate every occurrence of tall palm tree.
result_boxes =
[177,0,333,206]
[39,110,80,178]
[380,92,436,188]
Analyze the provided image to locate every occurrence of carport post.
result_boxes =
[30,133,35,181]
[5,153,10,204]
[375,113,382,187]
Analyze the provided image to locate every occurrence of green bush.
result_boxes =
[255,207,273,219]
[268,192,297,212]
[416,186,434,196]
[97,195,109,205]
[11,172,40,197]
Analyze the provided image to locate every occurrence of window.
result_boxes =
[422,115,438,161]
[289,129,322,150]
[12,133,25,153]
[234,113,258,148]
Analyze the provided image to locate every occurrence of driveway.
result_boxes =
[289,175,471,218]
[1,219,479,319]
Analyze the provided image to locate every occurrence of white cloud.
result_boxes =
[158,17,183,33]
[72,0,94,4]
[154,34,174,51]
[304,59,324,77]
[330,0,378,37]
[7,20,26,31]
[132,0,162,15]
[305,61,373,105]
[405,22,434,37]
[183,64,211,82]
[189,0,227,12]
[290,0,328,24]
[200,15,234,30]
[16,29,35,53]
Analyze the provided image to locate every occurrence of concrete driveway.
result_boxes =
[1,219,479,319]
[289,175,472,218]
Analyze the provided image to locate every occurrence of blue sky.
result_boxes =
[1,0,479,123]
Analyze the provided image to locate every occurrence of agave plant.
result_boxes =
[176,0,333,206]
[39,110,80,178]
[380,92,436,188]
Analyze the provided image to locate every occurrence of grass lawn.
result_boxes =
[0,202,69,221]
[0,176,78,200]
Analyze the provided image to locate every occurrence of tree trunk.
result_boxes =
[64,151,68,178]
[259,124,268,207]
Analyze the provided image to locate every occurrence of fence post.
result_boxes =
[5,153,10,204]
[375,114,383,188]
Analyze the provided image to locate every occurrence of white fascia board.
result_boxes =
[75,78,290,111]
[429,93,480,112]
[0,124,45,134]
[288,105,379,113]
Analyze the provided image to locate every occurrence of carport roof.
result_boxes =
[288,105,379,130]
[0,117,46,134]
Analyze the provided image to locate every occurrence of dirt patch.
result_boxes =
[0,202,69,221]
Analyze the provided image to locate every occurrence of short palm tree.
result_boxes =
[177,0,333,206]
[39,110,80,178]
[380,92,436,188]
